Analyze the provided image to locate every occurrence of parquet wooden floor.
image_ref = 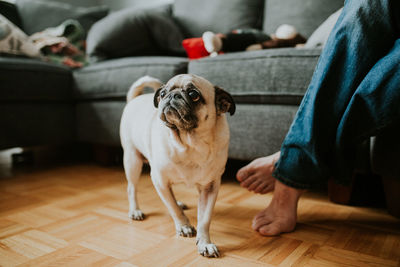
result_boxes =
[0,163,399,266]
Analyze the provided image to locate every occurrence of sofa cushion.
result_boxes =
[173,0,264,38]
[305,8,343,48]
[76,101,124,145]
[228,104,298,160]
[86,5,185,63]
[263,0,344,38]
[15,0,108,35]
[0,57,72,102]
[73,56,188,100]
[188,48,321,105]
[0,103,75,149]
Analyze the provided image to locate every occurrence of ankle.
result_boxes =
[272,180,303,206]
[272,151,281,163]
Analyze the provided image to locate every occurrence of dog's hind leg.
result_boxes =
[124,149,145,220]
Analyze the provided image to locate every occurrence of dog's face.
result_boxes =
[153,74,235,132]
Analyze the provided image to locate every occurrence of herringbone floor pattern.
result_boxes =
[0,164,399,266]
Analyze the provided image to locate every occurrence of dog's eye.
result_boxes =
[160,90,166,98]
[188,90,200,102]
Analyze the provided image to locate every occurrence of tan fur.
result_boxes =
[120,74,234,257]
[126,75,162,102]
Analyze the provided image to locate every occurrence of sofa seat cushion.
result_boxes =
[188,48,321,105]
[228,104,298,160]
[0,57,72,102]
[73,56,187,100]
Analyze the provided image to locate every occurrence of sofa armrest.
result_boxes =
[86,4,185,63]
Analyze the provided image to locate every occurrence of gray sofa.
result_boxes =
[2,0,341,156]
[72,0,343,160]
[2,0,398,215]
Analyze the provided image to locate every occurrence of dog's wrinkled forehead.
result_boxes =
[165,74,214,95]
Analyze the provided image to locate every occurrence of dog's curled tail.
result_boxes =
[127,76,163,102]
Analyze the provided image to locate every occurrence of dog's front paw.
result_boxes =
[177,224,196,237]
[129,209,145,220]
[197,242,220,258]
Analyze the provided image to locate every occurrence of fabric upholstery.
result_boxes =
[228,104,298,160]
[73,56,187,100]
[15,0,108,35]
[0,103,75,149]
[76,101,125,145]
[0,57,72,101]
[173,0,264,38]
[86,5,185,62]
[263,0,344,38]
[188,48,321,105]
[305,8,343,48]
[75,101,299,156]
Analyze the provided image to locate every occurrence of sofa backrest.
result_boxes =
[172,0,264,38]
[263,0,344,38]
[171,0,343,39]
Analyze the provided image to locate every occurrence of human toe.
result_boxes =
[258,223,282,236]
[247,179,263,191]
[236,167,252,182]
[259,219,296,236]
[253,182,270,193]
[252,213,271,230]
[239,175,257,188]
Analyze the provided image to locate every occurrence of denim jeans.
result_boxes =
[273,0,400,189]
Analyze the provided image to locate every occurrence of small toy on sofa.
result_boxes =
[182,24,306,59]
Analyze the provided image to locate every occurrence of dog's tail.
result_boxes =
[127,76,163,103]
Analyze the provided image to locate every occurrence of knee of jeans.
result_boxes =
[339,0,397,38]
[344,0,391,19]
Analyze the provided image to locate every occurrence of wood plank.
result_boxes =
[0,163,399,266]
[0,230,68,266]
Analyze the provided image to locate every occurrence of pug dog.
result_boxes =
[120,74,235,257]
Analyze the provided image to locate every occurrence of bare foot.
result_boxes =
[252,179,303,236]
[236,151,280,194]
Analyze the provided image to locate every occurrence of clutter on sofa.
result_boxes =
[182,25,307,60]
[0,14,42,58]
[0,0,109,68]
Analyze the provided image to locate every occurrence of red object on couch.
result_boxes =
[182,37,210,60]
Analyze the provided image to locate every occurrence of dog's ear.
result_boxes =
[215,86,236,116]
[153,86,163,108]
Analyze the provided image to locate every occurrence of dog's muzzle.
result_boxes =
[160,91,198,131]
